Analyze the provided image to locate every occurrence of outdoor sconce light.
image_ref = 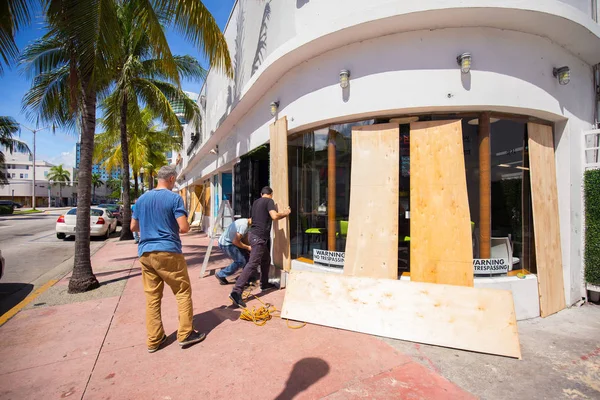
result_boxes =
[209,145,219,155]
[200,95,206,109]
[553,66,570,85]
[270,101,279,116]
[339,69,350,89]
[456,52,472,74]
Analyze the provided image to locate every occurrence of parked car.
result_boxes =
[56,207,117,240]
[97,204,122,226]
[0,250,4,280]
[0,200,17,210]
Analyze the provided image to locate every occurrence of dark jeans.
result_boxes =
[232,232,270,294]
[217,244,250,278]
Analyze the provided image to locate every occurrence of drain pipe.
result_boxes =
[595,63,600,129]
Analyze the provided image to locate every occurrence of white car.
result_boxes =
[56,207,117,240]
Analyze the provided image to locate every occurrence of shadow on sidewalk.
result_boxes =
[274,358,330,400]
[162,305,241,346]
[0,283,34,316]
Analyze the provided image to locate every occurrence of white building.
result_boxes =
[179,1,600,319]
[1,149,111,207]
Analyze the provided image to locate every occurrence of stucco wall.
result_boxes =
[184,26,594,305]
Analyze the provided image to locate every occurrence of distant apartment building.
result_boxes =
[0,148,77,207]
[75,142,121,181]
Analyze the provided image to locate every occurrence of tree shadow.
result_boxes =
[251,1,271,77]
[274,358,330,400]
[0,283,34,316]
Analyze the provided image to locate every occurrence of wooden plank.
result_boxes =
[281,270,521,359]
[528,123,565,317]
[344,123,399,279]
[270,116,291,272]
[410,120,474,287]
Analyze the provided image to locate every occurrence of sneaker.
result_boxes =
[179,331,206,348]
[229,291,247,308]
[260,282,277,291]
[215,274,229,285]
[147,334,167,353]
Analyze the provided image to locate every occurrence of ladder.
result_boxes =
[199,199,234,278]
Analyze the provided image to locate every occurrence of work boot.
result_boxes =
[147,334,167,353]
[179,331,206,348]
[215,274,228,285]
[229,291,247,308]
[260,282,277,291]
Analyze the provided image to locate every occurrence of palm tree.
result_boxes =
[0,116,30,185]
[21,0,121,293]
[94,107,182,194]
[91,173,104,203]
[0,0,34,74]
[47,164,71,205]
[21,0,231,293]
[100,2,206,241]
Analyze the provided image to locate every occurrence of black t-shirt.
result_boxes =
[250,197,276,240]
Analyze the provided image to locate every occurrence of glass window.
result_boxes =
[20,173,23,178]
[24,174,28,179]
[44,171,48,177]
[289,120,373,265]
[490,121,535,273]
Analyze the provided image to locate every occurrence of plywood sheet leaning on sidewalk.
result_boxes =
[270,116,291,272]
[344,123,399,279]
[409,120,474,287]
[528,123,565,317]
[281,270,522,359]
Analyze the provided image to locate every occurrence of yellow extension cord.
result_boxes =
[237,285,306,329]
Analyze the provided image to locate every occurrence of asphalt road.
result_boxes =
[0,209,108,315]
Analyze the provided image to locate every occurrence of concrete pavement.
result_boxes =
[0,211,108,316]
[0,232,598,399]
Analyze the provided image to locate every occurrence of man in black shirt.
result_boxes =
[229,186,291,308]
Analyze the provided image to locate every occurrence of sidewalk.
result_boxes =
[0,232,598,399]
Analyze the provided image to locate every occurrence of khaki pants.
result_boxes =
[140,252,194,347]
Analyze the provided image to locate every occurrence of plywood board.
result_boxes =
[410,120,474,287]
[270,116,291,272]
[281,270,521,359]
[528,123,565,317]
[344,123,399,279]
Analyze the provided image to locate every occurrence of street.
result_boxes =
[0,209,106,315]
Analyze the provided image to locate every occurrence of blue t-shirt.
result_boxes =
[132,189,187,257]
[218,219,249,247]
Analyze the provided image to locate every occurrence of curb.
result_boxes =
[0,239,111,327]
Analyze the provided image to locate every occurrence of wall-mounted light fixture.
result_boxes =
[339,69,350,89]
[209,145,219,155]
[456,52,472,74]
[553,66,570,85]
[270,101,279,116]
[200,95,206,109]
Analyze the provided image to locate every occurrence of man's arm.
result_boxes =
[232,233,251,251]
[130,218,140,232]
[177,215,190,234]
[269,206,291,221]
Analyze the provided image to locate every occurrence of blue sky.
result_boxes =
[0,0,236,168]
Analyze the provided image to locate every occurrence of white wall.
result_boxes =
[184,27,595,306]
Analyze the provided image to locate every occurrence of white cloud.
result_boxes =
[45,151,76,168]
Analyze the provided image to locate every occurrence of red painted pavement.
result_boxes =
[0,232,475,399]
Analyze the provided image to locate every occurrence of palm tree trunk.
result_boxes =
[120,95,134,240]
[133,171,139,199]
[68,82,100,293]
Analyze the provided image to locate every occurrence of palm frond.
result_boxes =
[0,0,34,74]
[146,0,232,78]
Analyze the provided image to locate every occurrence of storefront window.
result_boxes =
[289,114,536,276]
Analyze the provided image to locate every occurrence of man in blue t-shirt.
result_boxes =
[215,217,252,285]
[131,166,205,353]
